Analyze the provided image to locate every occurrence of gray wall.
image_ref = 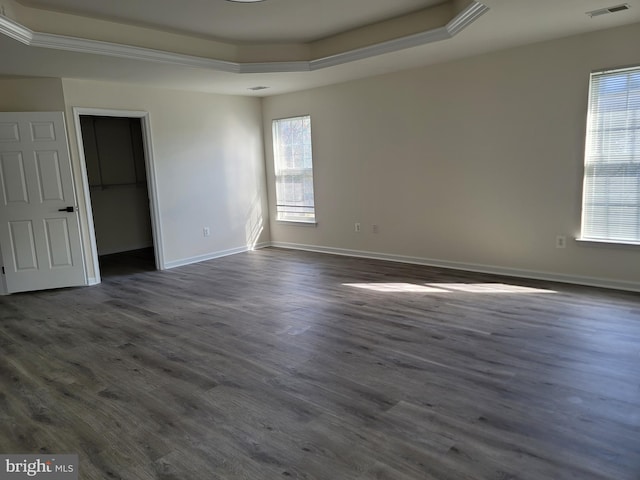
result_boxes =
[263,23,640,289]
[0,77,65,111]
[63,79,270,277]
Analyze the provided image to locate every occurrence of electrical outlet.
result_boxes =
[556,235,566,249]
[203,227,211,237]
[354,223,361,232]
[372,224,379,234]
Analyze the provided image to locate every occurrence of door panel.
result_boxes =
[35,151,64,201]
[0,122,20,142]
[0,152,29,204]
[9,220,38,271]
[44,217,73,267]
[0,112,86,293]
[30,121,57,141]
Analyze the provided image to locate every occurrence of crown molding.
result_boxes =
[447,0,489,36]
[310,26,451,71]
[0,15,241,72]
[32,31,241,72]
[0,2,488,75]
[240,61,311,74]
[0,11,31,44]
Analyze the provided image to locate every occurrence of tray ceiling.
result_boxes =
[15,0,447,43]
[0,0,639,96]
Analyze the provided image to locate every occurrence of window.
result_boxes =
[581,66,640,244]
[272,115,316,223]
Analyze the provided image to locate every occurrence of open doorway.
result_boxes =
[73,108,163,282]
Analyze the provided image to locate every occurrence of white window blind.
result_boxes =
[581,66,640,244]
[272,115,316,223]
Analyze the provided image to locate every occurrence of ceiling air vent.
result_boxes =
[587,3,630,17]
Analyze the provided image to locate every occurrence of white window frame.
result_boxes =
[272,115,317,224]
[580,65,640,245]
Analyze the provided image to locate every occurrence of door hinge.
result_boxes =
[1,267,4,274]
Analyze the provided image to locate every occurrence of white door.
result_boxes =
[0,112,86,293]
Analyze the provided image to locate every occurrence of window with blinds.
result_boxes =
[581,66,640,244]
[272,115,316,223]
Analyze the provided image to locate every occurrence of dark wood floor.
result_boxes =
[1,247,639,479]
[98,247,156,278]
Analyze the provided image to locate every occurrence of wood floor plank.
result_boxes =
[1,247,639,479]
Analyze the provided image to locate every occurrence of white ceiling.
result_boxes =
[1,0,640,96]
[15,0,447,43]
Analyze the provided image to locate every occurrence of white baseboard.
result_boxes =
[163,242,270,270]
[269,242,640,293]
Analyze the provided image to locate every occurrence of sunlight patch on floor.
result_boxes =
[344,282,556,294]
[426,283,555,294]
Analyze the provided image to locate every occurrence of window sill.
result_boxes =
[276,220,318,227]
[575,238,640,247]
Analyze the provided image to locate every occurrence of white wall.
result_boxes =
[262,23,640,290]
[62,79,270,277]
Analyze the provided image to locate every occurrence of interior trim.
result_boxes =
[308,27,450,71]
[0,2,488,74]
[447,0,489,35]
[71,107,166,284]
[163,242,271,270]
[269,242,640,293]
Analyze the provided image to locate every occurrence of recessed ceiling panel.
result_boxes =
[16,0,446,43]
